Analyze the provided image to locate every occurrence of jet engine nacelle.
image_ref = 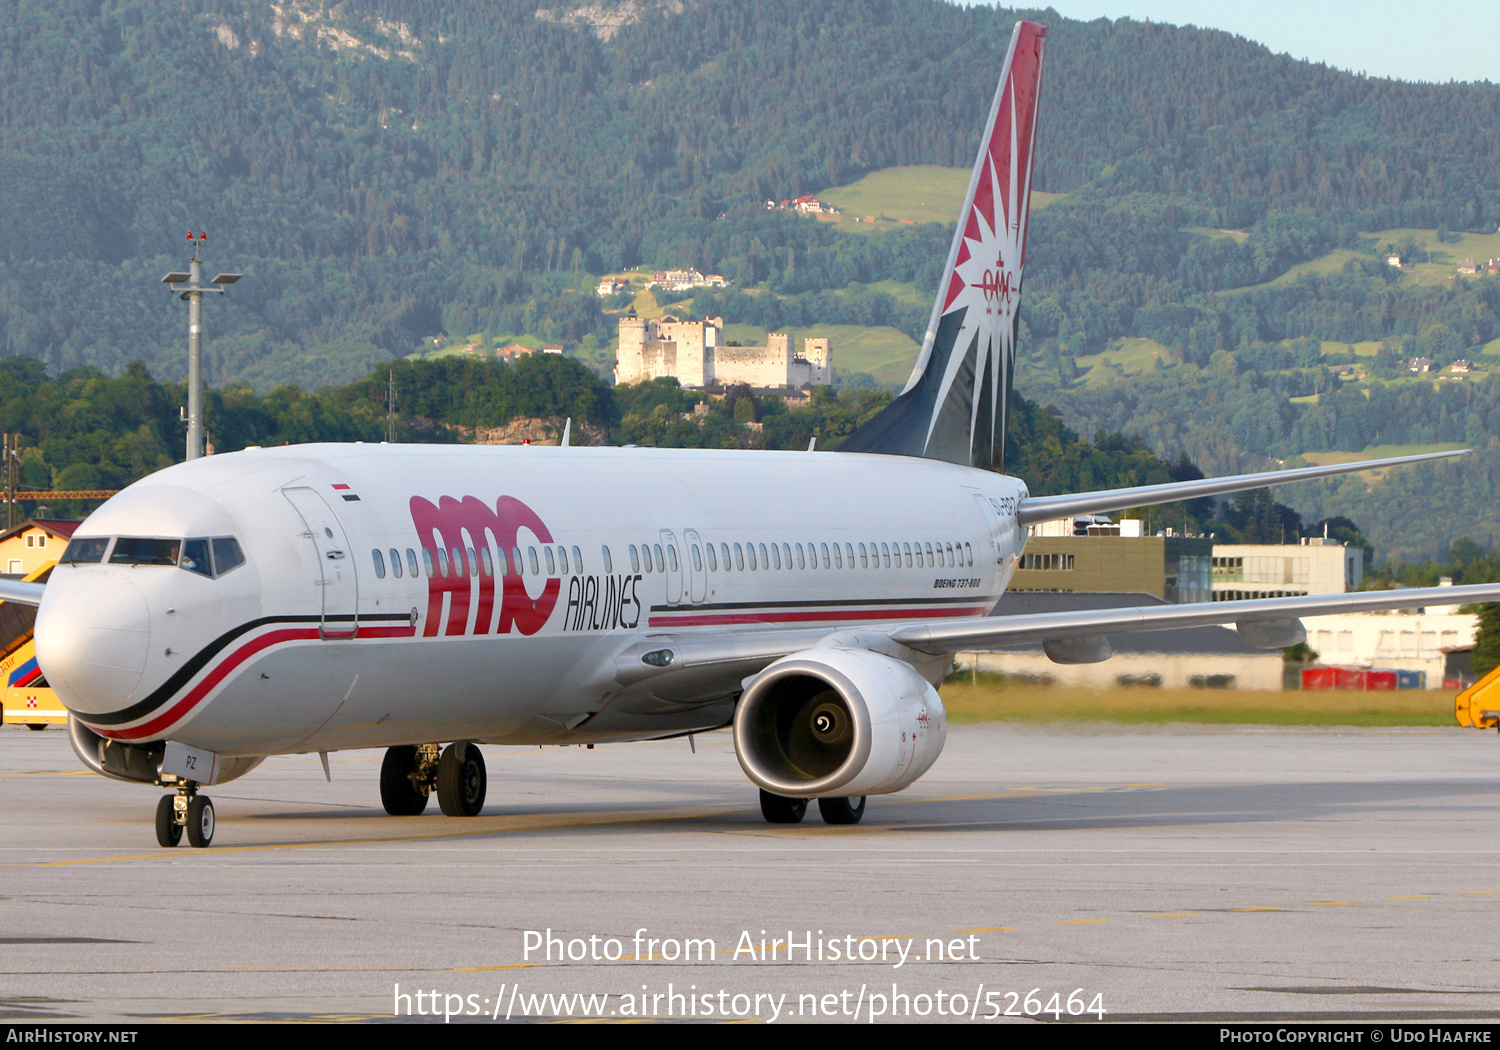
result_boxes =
[733,648,947,798]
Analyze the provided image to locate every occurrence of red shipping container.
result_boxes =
[1365,670,1397,691]
[1301,667,1339,690]
[1335,667,1367,689]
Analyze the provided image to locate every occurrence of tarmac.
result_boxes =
[3,720,1500,1024]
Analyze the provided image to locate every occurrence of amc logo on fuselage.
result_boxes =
[409,495,641,637]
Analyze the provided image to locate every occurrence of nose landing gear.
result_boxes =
[154,782,214,848]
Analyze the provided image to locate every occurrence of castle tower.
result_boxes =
[615,315,651,385]
[803,337,831,385]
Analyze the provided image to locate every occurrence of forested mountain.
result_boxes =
[3,0,1500,389]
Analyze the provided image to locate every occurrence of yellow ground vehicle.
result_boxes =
[0,561,62,730]
[1456,663,1500,730]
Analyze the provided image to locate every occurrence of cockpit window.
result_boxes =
[181,538,213,578]
[76,535,245,577]
[62,537,110,564]
[110,538,181,566]
[212,538,245,575]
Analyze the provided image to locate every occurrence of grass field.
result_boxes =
[1300,442,1468,481]
[816,165,1065,230]
[1212,226,1500,297]
[939,676,1461,727]
[1074,337,1171,385]
[1318,339,1383,358]
[1182,226,1249,242]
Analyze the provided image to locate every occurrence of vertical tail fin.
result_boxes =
[841,20,1046,472]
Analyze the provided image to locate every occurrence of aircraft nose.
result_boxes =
[35,574,153,715]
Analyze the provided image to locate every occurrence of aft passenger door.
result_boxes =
[683,528,708,604]
[659,528,683,606]
[284,487,359,639]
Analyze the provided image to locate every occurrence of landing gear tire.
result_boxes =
[759,789,808,824]
[817,795,867,825]
[155,794,182,847]
[437,741,487,817]
[186,795,215,847]
[380,745,431,816]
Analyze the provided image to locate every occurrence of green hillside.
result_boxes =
[817,165,1065,229]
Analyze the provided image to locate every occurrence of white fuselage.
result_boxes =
[35,444,1028,757]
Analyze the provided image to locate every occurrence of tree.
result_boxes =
[1473,604,1500,679]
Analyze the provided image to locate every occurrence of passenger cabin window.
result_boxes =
[424,550,435,577]
[480,547,492,577]
[406,549,419,577]
[436,548,449,577]
[601,546,613,574]
[528,548,540,576]
[573,546,583,573]
[706,544,717,571]
[371,549,386,579]
[545,547,556,575]
[629,545,640,572]
[390,548,403,578]
[511,547,523,575]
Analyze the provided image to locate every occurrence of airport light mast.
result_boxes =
[162,233,241,461]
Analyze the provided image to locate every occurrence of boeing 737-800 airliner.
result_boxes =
[7,21,1496,848]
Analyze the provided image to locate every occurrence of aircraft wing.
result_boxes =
[885,583,1500,655]
[613,583,1500,707]
[1016,449,1467,526]
[0,579,45,606]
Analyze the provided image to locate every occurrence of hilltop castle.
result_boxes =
[615,315,831,390]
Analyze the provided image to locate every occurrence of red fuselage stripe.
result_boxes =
[93,624,417,741]
[647,606,990,627]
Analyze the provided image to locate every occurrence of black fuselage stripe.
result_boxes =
[78,613,412,727]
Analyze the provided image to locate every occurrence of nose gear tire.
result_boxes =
[155,794,182,847]
[186,795,215,847]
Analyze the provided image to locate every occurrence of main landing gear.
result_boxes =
[380,741,487,817]
[155,782,215,848]
[758,789,866,826]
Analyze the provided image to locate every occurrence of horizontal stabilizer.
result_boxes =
[0,579,45,606]
[1016,449,1468,527]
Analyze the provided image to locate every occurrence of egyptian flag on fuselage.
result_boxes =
[841,21,1046,474]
